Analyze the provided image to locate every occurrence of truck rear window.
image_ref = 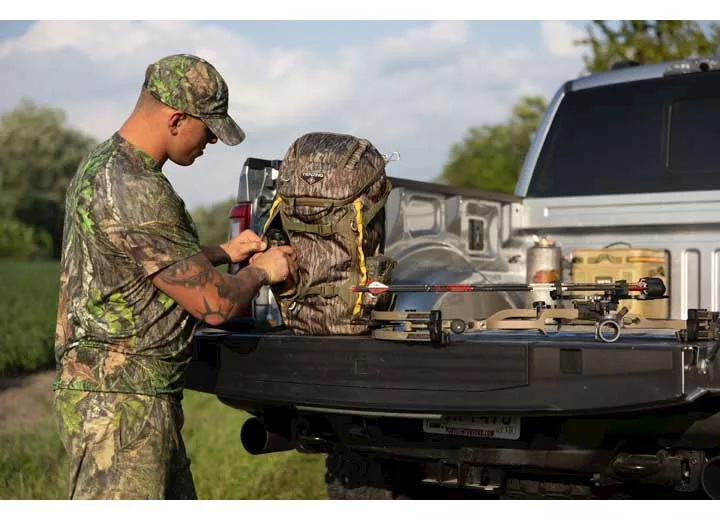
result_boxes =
[527,70,720,197]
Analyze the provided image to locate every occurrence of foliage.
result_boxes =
[576,21,720,73]
[0,260,59,377]
[438,96,547,194]
[0,218,52,260]
[0,389,328,499]
[0,100,97,258]
[190,197,235,246]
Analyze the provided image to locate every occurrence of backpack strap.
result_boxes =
[294,284,341,299]
[278,200,355,237]
[333,138,366,176]
[262,196,284,234]
[361,179,392,227]
[279,215,350,237]
[351,198,367,316]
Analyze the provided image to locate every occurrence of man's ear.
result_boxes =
[168,112,185,136]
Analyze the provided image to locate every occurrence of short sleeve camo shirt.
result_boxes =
[54,133,202,396]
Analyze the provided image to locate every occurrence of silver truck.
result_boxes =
[185,56,720,499]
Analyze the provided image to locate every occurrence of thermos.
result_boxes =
[526,236,563,307]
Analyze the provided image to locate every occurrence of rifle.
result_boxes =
[353,282,533,294]
[353,278,666,300]
[354,278,714,345]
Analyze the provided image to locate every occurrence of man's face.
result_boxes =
[167,113,218,166]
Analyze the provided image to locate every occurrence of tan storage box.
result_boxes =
[570,247,669,318]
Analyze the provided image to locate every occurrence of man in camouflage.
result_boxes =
[53,54,296,499]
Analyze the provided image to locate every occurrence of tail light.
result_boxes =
[228,202,252,239]
[227,202,253,316]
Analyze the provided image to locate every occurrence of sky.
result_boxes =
[0,16,618,209]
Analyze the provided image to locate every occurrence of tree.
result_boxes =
[190,198,235,248]
[438,96,547,194]
[0,218,52,260]
[0,100,97,258]
[576,21,720,73]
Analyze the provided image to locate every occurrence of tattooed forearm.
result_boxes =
[156,255,216,288]
[201,246,231,267]
[152,254,269,326]
[218,266,267,306]
[196,266,268,325]
[198,296,228,326]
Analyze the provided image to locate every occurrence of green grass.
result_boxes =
[0,390,328,499]
[0,401,68,499]
[0,260,60,377]
[183,391,327,499]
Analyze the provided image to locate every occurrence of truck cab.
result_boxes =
[516,56,720,321]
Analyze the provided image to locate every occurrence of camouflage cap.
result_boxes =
[143,54,245,146]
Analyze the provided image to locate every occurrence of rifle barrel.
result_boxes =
[354,278,665,297]
[353,284,532,293]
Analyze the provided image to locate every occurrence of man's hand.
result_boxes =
[220,229,267,263]
[250,245,297,285]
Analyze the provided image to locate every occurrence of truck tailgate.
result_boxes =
[184,328,720,416]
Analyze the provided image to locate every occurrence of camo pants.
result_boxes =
[53,389,197,500]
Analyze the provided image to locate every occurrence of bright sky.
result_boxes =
[0,4,704,209]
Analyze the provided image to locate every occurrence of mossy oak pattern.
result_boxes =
[54,133,202,396]
[143,53,244,145]
[54,390,196,499]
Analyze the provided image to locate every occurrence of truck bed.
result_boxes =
[184,327,720,417]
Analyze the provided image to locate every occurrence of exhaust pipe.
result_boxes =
[610,453,663,478]
[240,417,297,455]
[701,456,720,499]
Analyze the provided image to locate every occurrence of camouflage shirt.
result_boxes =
[54,133,202,396]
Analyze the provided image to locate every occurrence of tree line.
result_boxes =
[2,21,719,259]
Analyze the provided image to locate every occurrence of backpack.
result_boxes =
[262,132,395,335]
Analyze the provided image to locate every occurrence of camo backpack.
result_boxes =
[263,132,395,335]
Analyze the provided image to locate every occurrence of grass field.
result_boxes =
[0,259,328,499]
[0,260,60,377]
[0,382,328,499]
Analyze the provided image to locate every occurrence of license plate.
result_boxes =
[423,415,521,440]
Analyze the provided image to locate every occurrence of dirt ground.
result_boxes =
[0,370,55,433]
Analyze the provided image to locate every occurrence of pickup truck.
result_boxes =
[184,56,720,499]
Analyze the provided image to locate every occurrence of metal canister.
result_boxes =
[526,236,563,308]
